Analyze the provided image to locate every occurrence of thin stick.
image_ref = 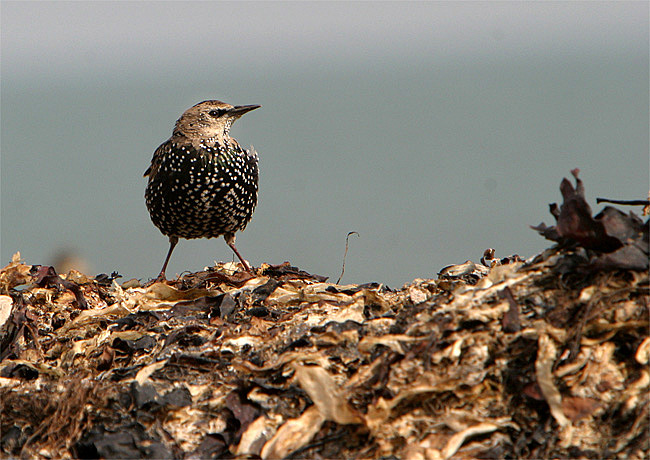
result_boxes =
[336,232,359,285]
[595,198,649,206]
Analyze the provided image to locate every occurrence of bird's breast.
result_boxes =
[145,140,258,239]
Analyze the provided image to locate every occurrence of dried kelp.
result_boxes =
[532,168,649,270]
[1,172,648,459]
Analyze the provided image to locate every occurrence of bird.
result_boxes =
[144,100,260,280]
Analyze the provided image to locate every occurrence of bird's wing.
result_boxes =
[144,141,171,178]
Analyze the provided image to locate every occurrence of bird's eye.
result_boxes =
[209,109,224,117]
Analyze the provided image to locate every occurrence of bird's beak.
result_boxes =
[230,105,261,117]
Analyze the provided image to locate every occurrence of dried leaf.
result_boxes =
[260,406,325,459]
[441,422,498,459]
[236,415,277,456]
[358,334,426,355]
[226,390,262,438]
[536,334,570,427]
[292,363,363,424]
[561,396,602,422]
[135,360,167,385]
[635,337,650,365]
[533,170,649,270]
[0,252,31,293]
[0,296,12,330]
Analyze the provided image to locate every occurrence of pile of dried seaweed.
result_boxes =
[1,171,648,459]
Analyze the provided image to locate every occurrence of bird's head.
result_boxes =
[173,100,260,142]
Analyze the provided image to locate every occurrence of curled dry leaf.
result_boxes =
[532,169,649,270]
[636,337,650,365]
[0,252,31,294]
[0,296,12,330]
[292,362,363,425]
[536,334,570,427]
[441,422,499,459]
[260,406,325,460]
[235,415,278,457]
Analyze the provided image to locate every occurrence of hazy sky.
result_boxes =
[2,2,649,286]
[3,2,646,81]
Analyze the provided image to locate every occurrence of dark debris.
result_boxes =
[532,169,649,270]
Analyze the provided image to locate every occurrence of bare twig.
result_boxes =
[595,198,650,206]
[336,232,359,284]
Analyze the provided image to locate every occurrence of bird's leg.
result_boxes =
[224,233,251,272]
[156,236,178,281]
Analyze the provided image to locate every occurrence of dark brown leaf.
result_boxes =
[261,262,329,282]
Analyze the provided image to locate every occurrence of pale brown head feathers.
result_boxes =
[173,100,260,143]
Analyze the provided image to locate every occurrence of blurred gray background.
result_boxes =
[2,2,648,286]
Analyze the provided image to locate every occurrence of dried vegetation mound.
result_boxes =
[0,171,648,459]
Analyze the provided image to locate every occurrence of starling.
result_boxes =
[144,100,260,279]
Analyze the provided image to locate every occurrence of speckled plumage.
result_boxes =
[144,100,260,279]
